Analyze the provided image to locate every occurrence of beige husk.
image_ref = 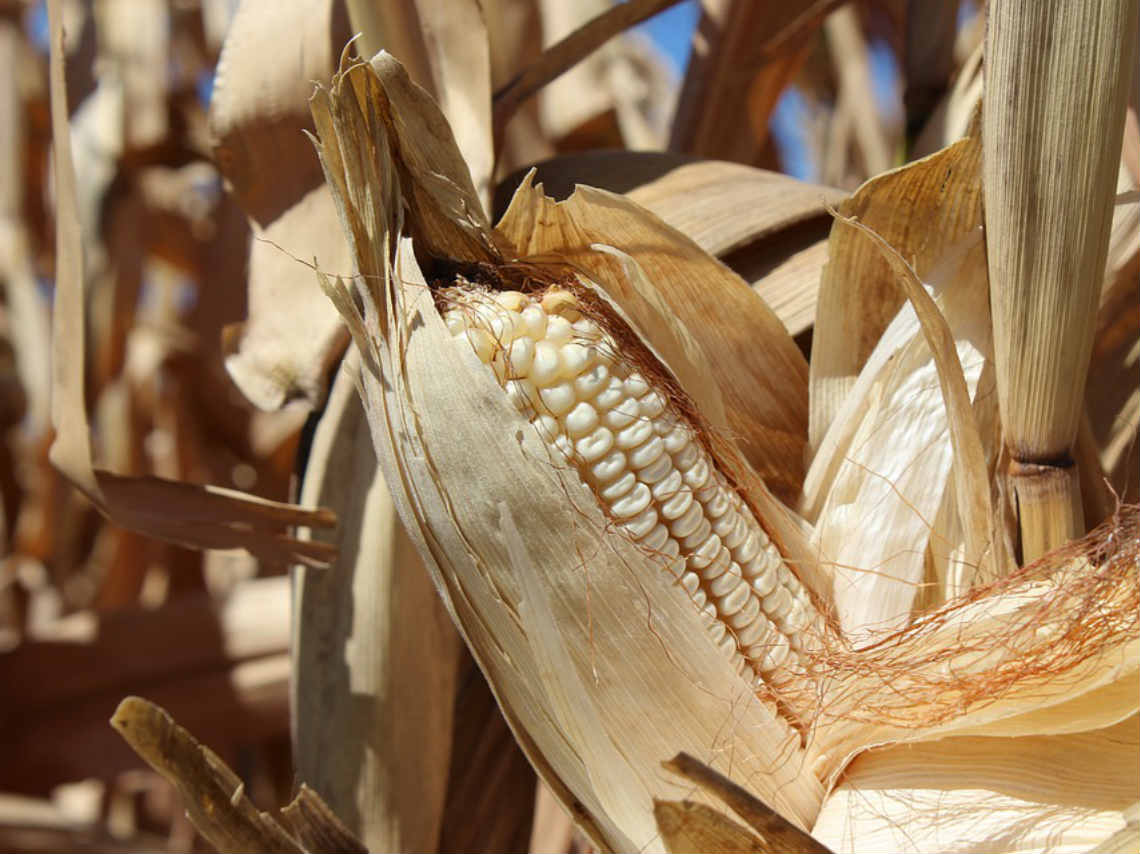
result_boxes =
[292,349,461,851]
[805,135,1012,636]
[309,51,1139,854]
[813,715,1139,854]
[984,0,1140,560]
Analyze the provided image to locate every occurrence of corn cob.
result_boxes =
[440,279,821,691]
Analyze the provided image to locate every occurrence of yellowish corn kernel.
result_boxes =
[441,283,819,688]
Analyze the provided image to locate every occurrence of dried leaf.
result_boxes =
[654,800,765,854]
[293,349,461,851]
[822,5,892,180]
[671,0,841,163]
[210,0,352,411]
[809,137,984,453]
[347,0,494,211]
[494,154,841,337]
[493,0,680,139]
[47,0,335,567]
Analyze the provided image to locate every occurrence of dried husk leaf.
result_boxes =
[625,160,845,259]
[808,220,1002,633]
[809,137,984,454]
[210,0,352,410]
[805,137,1010,632]
[345,0,494,211]
[310,55,825,852]
[293,349,461,851]
[493,153,840,337]
[812,715,1139,854]
[813,512,1139,757]
[748,238,830,339]
[279,784,369,854]
[496,154,844,258]
[662,753,833,854]
[1090,801,1140,853]
[984,0,1140,557]
[46,0,335,565]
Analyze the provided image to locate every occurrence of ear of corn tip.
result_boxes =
[441,282,820,695]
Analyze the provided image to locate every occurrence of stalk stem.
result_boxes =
[983,0,1139,560]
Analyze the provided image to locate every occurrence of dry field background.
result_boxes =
[0,0,1137,852]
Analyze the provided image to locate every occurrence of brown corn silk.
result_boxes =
[310,51,1139,853]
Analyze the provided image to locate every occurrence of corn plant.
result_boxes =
[20,0,1139,852]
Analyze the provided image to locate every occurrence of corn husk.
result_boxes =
[494,152,843,338]
[983,0,1140,560]
[345,0,494,210]
[813,715,1139,854]
[292,349,461,851]
[309,52,1140,852]
[806,135,1013,635]
[210,0,352,411]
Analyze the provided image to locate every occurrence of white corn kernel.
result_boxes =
[623,506,659,540]
[611,482,652,518]
[564,402,599,438]
[599,471,637,503]
[615,419,654,451]
[638,452,674,485]
[604,397,640,430]
[539,382,576,417]
[574,363,609,399]
[530,341,561,386]
[588,448,625,482]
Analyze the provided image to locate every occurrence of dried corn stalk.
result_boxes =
[984,0,1140,561]
[310,51,1138,853]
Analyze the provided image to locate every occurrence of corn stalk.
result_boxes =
[983,0,1140,561]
